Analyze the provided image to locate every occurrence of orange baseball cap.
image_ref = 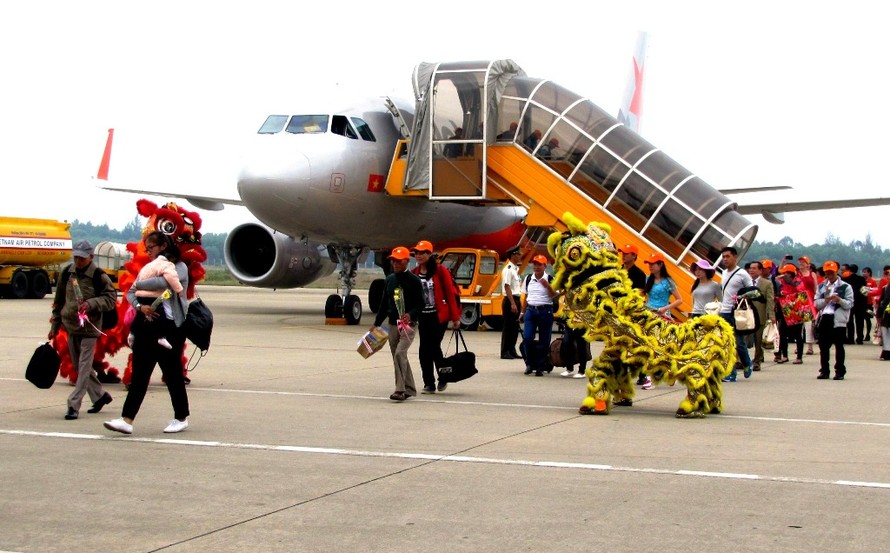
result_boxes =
[532,254,548,265]
[643,253,665,264]
[780,264,798,274]
[823,261,839,272]
[388,247,411,260]
[618,243,639,255]
[798,255,811,264]
[411,240,433,253]
[761,259,774,269]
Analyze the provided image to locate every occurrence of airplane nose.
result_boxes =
[237,142,311,216]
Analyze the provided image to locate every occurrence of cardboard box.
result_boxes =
[357,327,389,359]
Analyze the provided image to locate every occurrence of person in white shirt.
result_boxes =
[520,255,556,376]
[500,248,522,359]
[719,246,754,381]
[814,261,854,380]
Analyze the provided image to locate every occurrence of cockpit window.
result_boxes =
[258,115,288,134]
[331,115,358,139]
[351,117,376,142]
[285,115,329,134]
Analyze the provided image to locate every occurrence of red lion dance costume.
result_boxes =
[55,199,207,386]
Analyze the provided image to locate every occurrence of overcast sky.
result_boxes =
[2,1,887,248]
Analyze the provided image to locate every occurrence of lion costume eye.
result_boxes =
[157,218,177,235]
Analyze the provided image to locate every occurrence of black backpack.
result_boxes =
[183,297,213,352]
[59,265,119,330]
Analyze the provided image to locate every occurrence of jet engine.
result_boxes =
[223,223,335,288]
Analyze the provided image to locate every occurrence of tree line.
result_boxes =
[744,234,889,272]
[70,219,889,273]
[68,218,227,266]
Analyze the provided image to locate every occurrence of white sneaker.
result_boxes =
[573,372,587,379]
[104,418,133,435]
[163,418,189,433]
[157,337,173,350]
[560,370,573,377]
[641,377,654,390]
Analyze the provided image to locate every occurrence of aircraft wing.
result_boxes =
[735,196,890,224]
[94,179,243,211]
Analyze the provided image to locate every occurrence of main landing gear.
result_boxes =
[324,245,364,325]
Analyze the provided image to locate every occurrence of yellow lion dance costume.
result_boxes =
[548,212,737,418]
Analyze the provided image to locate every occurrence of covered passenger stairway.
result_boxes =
[385,60,758,314]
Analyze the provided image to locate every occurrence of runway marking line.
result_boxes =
[2,428,890,491]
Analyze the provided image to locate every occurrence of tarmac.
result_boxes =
[2,285,890,552]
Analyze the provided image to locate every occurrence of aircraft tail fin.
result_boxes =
[96,128,114,180]
[617,32,648,134]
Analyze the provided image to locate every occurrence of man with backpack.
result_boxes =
[520,255,557,376]
[49,240,117,420]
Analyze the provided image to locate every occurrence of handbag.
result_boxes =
[762,321,778,350]
[183,297,213,352]
[25,342,61,389]
[438,329,477,383]
[733,297,757,334]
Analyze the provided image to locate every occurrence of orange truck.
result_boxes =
[0,217,72,299]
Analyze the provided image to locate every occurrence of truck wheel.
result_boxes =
[9,271,29,299]
[459,303,480,331]
[27,271,50,299]
[344,295,362,325]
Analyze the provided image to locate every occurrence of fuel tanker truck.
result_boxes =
[0,217,72,299]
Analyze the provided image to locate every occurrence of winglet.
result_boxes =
[96,128,114,180]
[617,32,648,134]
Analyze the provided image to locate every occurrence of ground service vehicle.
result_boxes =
[0,217,72,299]
[439,246,545,331]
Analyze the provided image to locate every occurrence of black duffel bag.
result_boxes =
[183,297,213,352]
[26,342,61,389]
[438,329,477,383]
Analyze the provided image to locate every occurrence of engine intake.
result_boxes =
[224,223,335,288]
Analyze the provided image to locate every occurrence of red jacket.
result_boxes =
[412,265,461,324]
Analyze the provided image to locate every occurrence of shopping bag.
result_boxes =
[438,329,477,383]
[762,321,778,350]
[357,326,389,359]
[25,342,61,389]
[733,297,757,334]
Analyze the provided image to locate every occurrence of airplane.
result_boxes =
[96,35,890,325]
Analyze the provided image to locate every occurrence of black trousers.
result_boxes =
[500,295,521,356]
[818,314,847,376]
[418,311,447,388]
[122,313,189,421]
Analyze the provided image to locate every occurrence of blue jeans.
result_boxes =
[522,306,554,372]
[720,312,752,370]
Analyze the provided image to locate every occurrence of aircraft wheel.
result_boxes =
[324,294,343,318]
[483,315,503,331]
[9,271,29,299]
[368,279,385,313]
[28,271,50,299]
[459,303,480,331]
[344,295,362,325]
